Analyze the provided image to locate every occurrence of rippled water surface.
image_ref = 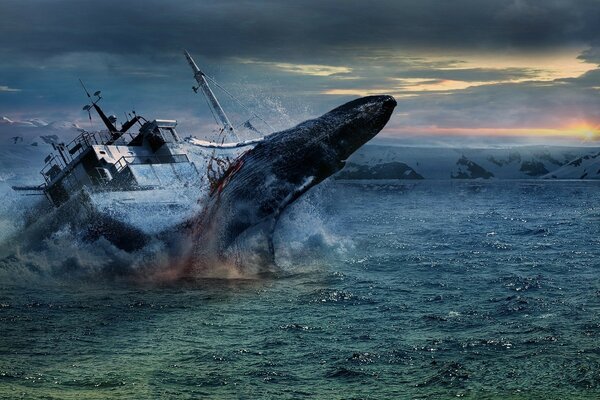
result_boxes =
[1,180,600,399]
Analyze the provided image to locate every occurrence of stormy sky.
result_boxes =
[1,0,599,144]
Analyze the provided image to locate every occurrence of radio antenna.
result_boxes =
[79,78,92,98]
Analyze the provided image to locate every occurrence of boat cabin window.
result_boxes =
[158,127,179,143]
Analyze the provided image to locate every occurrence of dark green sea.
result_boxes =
[1,180,600,399]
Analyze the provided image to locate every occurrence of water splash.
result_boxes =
[0,180,343,284]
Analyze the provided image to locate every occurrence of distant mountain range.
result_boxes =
[1,116,80,130]
[2,119,600,181]
[0,118,84,184]
[0,116,81,146]
[1,116,48,127]
[338,145,600,180]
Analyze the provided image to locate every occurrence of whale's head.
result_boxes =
[266,95,397,183]
[322,95,396,162]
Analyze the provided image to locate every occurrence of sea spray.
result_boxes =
[0,182,341,283]
[273,182,353,271]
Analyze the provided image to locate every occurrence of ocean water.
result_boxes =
[1,180,600,399]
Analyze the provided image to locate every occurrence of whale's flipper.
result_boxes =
[267,176,316,258]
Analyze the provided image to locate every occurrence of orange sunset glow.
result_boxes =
[385,123,600,140]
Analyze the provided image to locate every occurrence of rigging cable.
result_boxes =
[204,74,275,132]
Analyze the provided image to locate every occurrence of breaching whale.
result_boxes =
[2,95,395,280]
[184,95,397,268]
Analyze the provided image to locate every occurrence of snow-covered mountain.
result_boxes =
[2,119,600,185]
[1,116,50,127]
[0,118,83,186]
[46,120,81,130]
[340,145,600,180]
[336,161,424,180]
[542,151,600,179]
[0,117,81,146]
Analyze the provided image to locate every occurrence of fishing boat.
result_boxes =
[12,51,266,234]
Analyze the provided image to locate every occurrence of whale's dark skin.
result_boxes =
[185,95,397,266]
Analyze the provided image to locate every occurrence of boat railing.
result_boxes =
[114,153,190,173]
[63,130,107,159]
[40,156,63,184]
[40,129,139,184]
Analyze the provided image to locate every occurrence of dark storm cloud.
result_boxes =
[1,0,600,64]
[1,0,599,143]
[558,67,600,87]
[394,68,541,82]
[578,46,600,64]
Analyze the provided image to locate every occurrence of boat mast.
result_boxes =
[184,50,237,140]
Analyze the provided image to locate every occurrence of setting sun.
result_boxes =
[567,121,600,140]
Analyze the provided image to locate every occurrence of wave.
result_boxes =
[0,182,345,285]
